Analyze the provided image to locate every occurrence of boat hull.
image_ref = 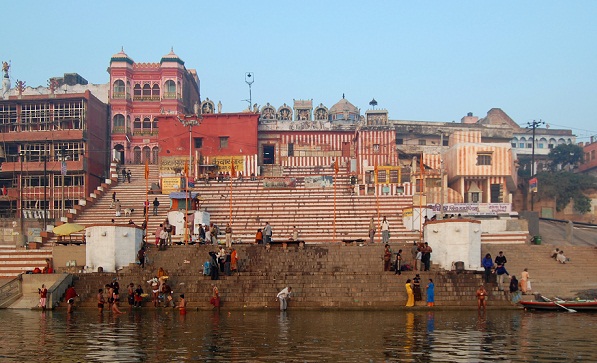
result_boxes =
[521,301,597,311]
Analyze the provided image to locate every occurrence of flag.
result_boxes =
[230,158,236,178]
[334,159,339,174]
[529,177,538,193]
[184,161,188,176]
[144,160,149,179]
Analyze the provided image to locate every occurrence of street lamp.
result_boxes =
[177,114,201,244]
[527,120,545,211]
[244,72,254,110]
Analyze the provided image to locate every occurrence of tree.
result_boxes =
[548,144,584,171]
[536,171,597,213]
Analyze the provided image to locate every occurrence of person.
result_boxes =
[155,223,163,247]
[127,283,135,307]
[520,268,531,294]
[210,284,221,309]
[161,282,172,307]
[115,199,122,217]
[152,197,160,216]
[292,226,299,241]
[405,279,414,307]
[383,244,392,271]
[149,277,160,307]
[211,223,219,245]
[39,284,48,311]
[550,247,560,259]
[121,168,127,182]
[415,248,422,272]
[381,216,390,243]
[394,249,403,275]
[413,274,422,301]
[255,229,263,244]
[426,279,435,307]
[557,250,567,264]
[65,284,78,313]
[230,248,239,273]
[368,217,376,244]
[97,288,106,314]
[199,224,206,243]
[481,253,494,283]
[176,294,187,314]
[263,222,272,244]
[126,170,131,183]
[209,252,219,280]
[476,285,488,310]
[510,276,522,304]
[411,241,418,267]
[495,252,510,291]
[163,219,173,245]
[422,242,433,271]
[159,226,168,251]
[134,284,144,307]
[111,192,116,208]
[143,200,149,217]
[276,286,292,311]
[43,258,53,274]
[225,223,233,248]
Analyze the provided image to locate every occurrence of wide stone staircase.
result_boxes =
[0,246,52,278]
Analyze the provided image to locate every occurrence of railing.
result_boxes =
[0,275,22,308]
[132,130,158,136]
[47,274,73,309]
[112,126,126,134]
[132,96,160,102]
[112,92,126,99]
[162,92,179,100]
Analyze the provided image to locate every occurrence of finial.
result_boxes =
[171,46,174,53]
[121,46,124,52]
[342,93,345,99]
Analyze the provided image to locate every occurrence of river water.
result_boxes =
[0,308,595,362]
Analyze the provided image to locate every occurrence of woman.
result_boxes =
[481,253,494,283]
[413,274,422,301]
[383,244,392,271]
[210,285,220,309]
[230,248,238,272]
[394,249,403,275]
[368,218,376,244]
[510,276,521,304]
[426,279,435,307]
[405,279,415,307]
[520,268,530,294]
[134,284,144,307]
[255,229,263,244]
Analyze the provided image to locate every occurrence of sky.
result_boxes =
[4,1,597,142]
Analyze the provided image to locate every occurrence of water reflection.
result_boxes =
[0,309,596,362]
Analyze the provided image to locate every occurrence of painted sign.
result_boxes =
[427,203,511,215]
[263,178,296,189]
[211,156,244,173]
[161,177,182,194]
[160,156,190,174]
[304,175,334,188]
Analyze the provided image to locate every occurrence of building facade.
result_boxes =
[108,49,200,165]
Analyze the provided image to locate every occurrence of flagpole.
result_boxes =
[145,160,149,244]
[333,160,338,241]
[419,153,424,245]
[374,162,379,243]
[229,158,234,225]
[184,161,189,245]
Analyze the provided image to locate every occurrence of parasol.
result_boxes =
[52,223,85,236]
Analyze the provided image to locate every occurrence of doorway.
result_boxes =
[263,145,275,165]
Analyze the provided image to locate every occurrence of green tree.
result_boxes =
[536,171,597,213]
[548,144,584,171]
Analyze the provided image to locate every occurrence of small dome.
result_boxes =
[329,97,359,115]
[160,47,184,65]
[110,47,133,64]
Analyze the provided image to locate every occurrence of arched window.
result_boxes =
[133,117,141,129]
[511,137,518,148]
[142,84,151,97]
[519,137,526,148]
[538,138,547,148]
[558,138,566,145]
[164,80,176,98]
[113,114,125,129]
[152,146,159,164]
[143,117,151,129]
[133,84,142,98]
[143,146,151,163]
[133,147,142,164]
[113,80,125,98]
[152,84,160,97]
[152,117,159,129]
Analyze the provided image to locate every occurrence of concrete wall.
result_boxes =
[424,219,482,271]
[85,225,143,272]
[52,245,86,272]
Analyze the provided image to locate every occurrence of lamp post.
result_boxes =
[178,114,201,244]
[19,151,24,242]
[244,72,254,110]
[527,120,544,211]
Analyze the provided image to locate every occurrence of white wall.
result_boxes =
[424,220,482,271]
[85,225,143,273]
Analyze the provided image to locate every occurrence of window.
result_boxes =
[443,139,449,146]
[519,142,525,148]
[396,138,404,145]
[142,84,151,97]
[419,139,427,146]
[152,118,159,129]
[194,138,203,149]
[511,143,517,148]
[477,154,492,166]
[152,84,160,97]
[592,150,596,161]
[143,117,151,129]
[133,84,142,98]
[164,80,176,98]
[288,143,294,157]
[113,114,125,128]
[133,117,141,129]
[471,192,480,203]
[526,143,532,148]
[219,136,229,149]
[113,80,125,98]
[548,144,554,149]
[373,144,380,153]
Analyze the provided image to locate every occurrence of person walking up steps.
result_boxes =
[152,197,160,216]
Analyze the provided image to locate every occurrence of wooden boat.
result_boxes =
[521,300,597,311]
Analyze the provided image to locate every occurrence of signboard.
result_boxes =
[529,177,538,193]
[161,177,182,194]
[211,156,244,173]
[263,178,296,189]
[427,203,511,216]
[304,175,333,188]
[160,156,190,175]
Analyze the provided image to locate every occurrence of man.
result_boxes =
[422,242,433,271]
[39,284,48,311]
[476,285,488,310]
[65,284,79,313]
[557,250,567,264]
[494,251,509,290]
[115,199,122,217]
[263,222,273,244]
[152,197,160,216]
[276,286,292,311]
[143,200,149,217]
[550,248,560,259]
[225,223,233,248]
[381,216,390,243]
[411,241,418,267]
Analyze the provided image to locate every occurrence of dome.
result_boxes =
[160,47,184,65]
[110,47,133,64]
[329,97,359,115]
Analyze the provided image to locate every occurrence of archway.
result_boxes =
[113,144,125,164]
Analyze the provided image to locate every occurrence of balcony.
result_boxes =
[132,96,161,102]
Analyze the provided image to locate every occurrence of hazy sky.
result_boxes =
[5,1,597,141]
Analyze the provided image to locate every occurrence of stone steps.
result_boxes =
[0,248,53,277]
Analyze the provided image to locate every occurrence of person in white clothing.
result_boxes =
[381,216,390,243]
[276,286,292,311]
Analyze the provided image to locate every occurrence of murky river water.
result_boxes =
[0,308,595,362]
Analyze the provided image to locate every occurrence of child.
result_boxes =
[97,289,106,314]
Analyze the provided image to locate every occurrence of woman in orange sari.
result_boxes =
[405,279,415,307]
[230,248,238,272]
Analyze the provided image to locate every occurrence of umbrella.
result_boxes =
[53,223,85,236]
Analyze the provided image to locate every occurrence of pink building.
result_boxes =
[108,49,200,164]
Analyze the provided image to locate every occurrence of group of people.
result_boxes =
[481,251,511,291]
[550,247,568,264]
[405,275,434,307]
[254,222,274,244]
[206,247,239,280]
[480,250,532,306]
[120,168,132,183]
